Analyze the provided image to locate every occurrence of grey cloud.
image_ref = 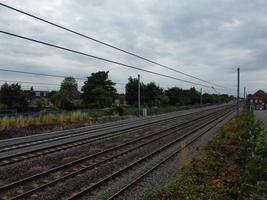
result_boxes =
[0,0,267,94]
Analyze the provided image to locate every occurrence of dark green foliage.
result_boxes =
[60,76,78,92]
[81,71,117,107]
[125,77,145,105]
[125,77,168,106]
[241,112,267,198]
[165,87,200,106]
[126,79,232,107]
[103,106,124,116]
[202,93,234,104]
[115,106,124,116]
[49,77,80,110]
[60,77,79,108]
[144,82,165,106]
[165,87,233,106]
[145,111,267,200]
[0,83,28,109]
[50,91,75,110]
[165,87,183,105]
[32,97,48,109]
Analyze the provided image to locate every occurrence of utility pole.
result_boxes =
[237,68,240,117]
[244,87,246,100]
[138,74,141,117]
[200,88,202,105]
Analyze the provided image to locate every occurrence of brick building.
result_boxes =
[247,90,267,110]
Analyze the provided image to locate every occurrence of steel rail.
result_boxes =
[0,113,196,166]
[67,109,233,199]
[107,110,234,200]
[0,106,230,195]
[0,107,228,199]
[0,113,184,153]
[0,110,183,151]
[0,106,233,166]
[0,104,225,151]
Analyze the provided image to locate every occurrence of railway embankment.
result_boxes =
[145,110,267,200]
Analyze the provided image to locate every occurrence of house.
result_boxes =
[247,90,267,110]
[115,94,127,106]
[33,90,49,98]
[24,88,50,99]
[24,89,53,108]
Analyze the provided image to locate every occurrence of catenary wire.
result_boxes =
[0,68,126,85]
[0,30,228,90]
[0,2,230,89]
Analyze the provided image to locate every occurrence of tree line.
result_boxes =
[0,71,234,111]
[125,77,234,106]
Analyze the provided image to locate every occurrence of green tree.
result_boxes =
[50,77,80,109]
[60,77,78,91]
[165,87,200,106]
[202,93,233,104]
[50,91,75,109]
[144,82,165,106]
[183,87,200,105]
[32,97,48,109]
[81,71,117,107]
[60,77,79,102]
[157,94,169,106]
[165,87,184,105]
[0,83,28,109]
[125,77,145,105]
[50,91,62,108]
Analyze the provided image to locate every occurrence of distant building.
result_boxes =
[247,90,267,110]
[24,88,52,108]
[24,87,50,99]
[115,94,127,106]
[32,90,50,98]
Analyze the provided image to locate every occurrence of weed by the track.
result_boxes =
[145,110,267,200]
[0,112,131,138]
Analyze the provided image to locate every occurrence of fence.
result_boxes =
[0,104,215,119]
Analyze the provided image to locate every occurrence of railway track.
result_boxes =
[0,104,218,149]
[106,110,234,200]
[0,104,232,166]
[68,108,234,200]
[0,105,234,200]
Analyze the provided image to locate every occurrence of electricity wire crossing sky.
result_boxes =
[0,0,266,94]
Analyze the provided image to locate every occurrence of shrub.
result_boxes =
[145,110,267,200]
[0,111,92,132]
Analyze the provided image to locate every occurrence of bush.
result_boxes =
[32,98,48,109]
[145,110,267,200]
[0,111,92,132]
[103,106,124,116]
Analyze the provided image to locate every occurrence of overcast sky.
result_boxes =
[0,0,267,95]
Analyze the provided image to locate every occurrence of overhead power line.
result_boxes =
[0,30,220,89]
[0,79,60,86]
[0,68,86,81]
[0,68,126,85]
[0,2,228,89]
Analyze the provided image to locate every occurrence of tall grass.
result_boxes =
[0,112,91,132]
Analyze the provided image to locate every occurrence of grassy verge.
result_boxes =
[145,110,267,200]
[0,104,209,139]
[0,111,131,139]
